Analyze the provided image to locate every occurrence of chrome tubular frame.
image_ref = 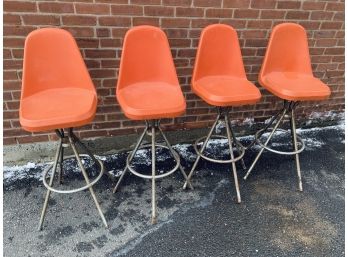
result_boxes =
[243,101,305,191]
[38,128,108,230]
[183,107,246,203]
[112,120,193,224]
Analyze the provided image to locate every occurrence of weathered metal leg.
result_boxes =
[227,116,246,170]
[112,126,148,193]
[151,125,157,224]
[55,129,64,185]
[158,127,194,190]
[225,115,241,203]
[38,139,62,231]
[243,109,288,180]
[183,115,220,189]
[69,136,108,228]
[290,108,303,192]
[57,143,64,185]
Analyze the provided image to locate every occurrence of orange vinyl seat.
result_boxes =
[259,23,331,101]
[192,24,261,107]
[20,28,97,132]
[116,26,186,120]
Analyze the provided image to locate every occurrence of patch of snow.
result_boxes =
[173,144,196,162]
[215,120,225,134]
[4,121,345,185]
[242,117,254,127]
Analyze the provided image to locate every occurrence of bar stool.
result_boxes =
[243,23,331,191]
[183,24,261,203]
[112,26,193,224]
[20,28,107,230]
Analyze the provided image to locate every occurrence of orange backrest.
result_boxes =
[192,24,246,83]
[22,28,95,98]
[259,23,313,79]
[117,25,179,91]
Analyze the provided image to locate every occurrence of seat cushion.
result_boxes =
[192,76,261,106]
[117,82,186,120]
[260,72,331,101]
[20,88,97,132]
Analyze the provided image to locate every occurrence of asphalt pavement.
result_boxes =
[3,123,345,257]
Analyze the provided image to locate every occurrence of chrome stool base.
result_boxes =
[183,107,246,203]
[38,128,108,231]
[243,101,305,191]
[112,120,193,224]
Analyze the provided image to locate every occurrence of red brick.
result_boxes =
[22,15,60,25]
[162,18,190,28]
[4,14,21,25]
[4,1,37,13]
[111,5,143,15]
[223,0,250,8]
[39,2,74,13]
[130,0,161,4]
[163,0,192,6]
[320,22,342,30]
[302,1,326,10]
[193,0,221,7]
[206,8,233,18]
[133,17,160,26]
[144,6,174,16]
[247,20,272,29]
[277,1,301,9]
[326,2,344,11]
[316,39,337,47]
[286,11,310,20]
[251,0,276,9]
[62,27,94,37]
[62,16,97,26]
[97,28,110,37]
[311,11,334,21]
[99,16,131,27]
[75,3,110,15]
[261,10,285,19]
[176,7,204,17]
[85,49,117,59]
[234,9,259,19]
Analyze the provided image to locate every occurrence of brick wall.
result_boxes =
[4,0,345,145]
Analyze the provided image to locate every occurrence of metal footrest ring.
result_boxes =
[127,143,180,179]
[42,154,104,194]
[194,135,245,164]
[255,128,305,155]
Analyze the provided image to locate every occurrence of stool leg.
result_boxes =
[112,127,147,193]
[227,116,246,170]
[71,133,114,181]
[38,140,62,231]
[57,145,64,185]
[290,108,303,192]
[69,136,108,228]
[225,115,241,203]
[151,126,157,224]
[244,109,288,180]
[183,115,220,189]
[158,127,194,190]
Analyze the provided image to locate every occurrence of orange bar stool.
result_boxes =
[243,23,331,191]
[112,26,193,224]
[20,28,108,230]
[183,24,261,203]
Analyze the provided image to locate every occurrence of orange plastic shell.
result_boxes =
[20,28,97,132]
[259,23,331,101]
[192,24,261,107]
[116,26,186,120]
